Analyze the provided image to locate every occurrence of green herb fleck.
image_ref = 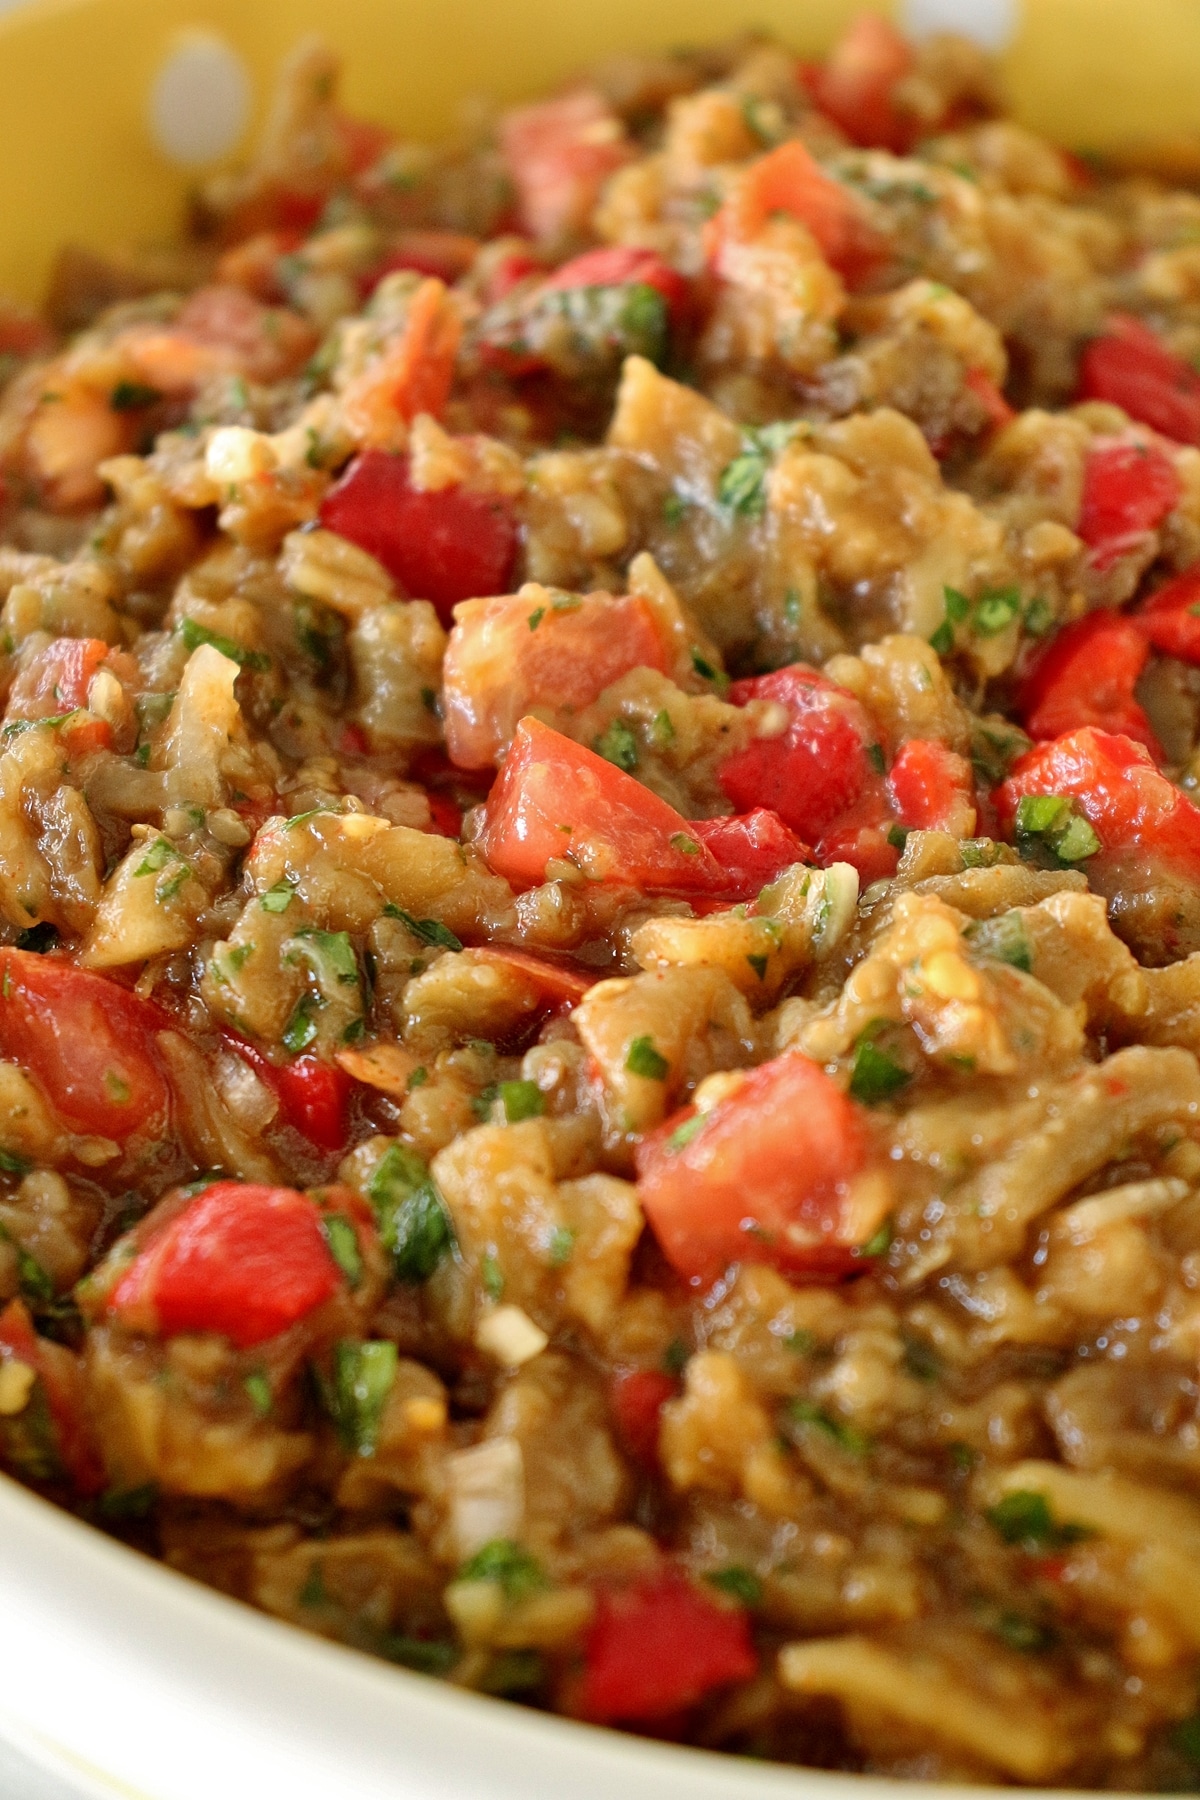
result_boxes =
[367,1143,455,1283]
[110,381,162,411]
[663,1338,689,1376]
[669,831,701,857]
[326,1339,398,1456]
[527,606,546,631]
[382,905,463,951]
[746,952,769,981]
[499,1079,544,1122]
[243,1371,273,1417]
[15,923,58,953]
[179,617,271,672]
[849,1029,911,1105]
[322,1215,363,1289]
[459,1538,546,1600]
[625,1035,669,1080]
[974,587,1022,637]
[662,493,688,526]
[281,994,320,1054]
[986,1489,1089,1550]
[481,1253,504,1301]
[593,718,639,773]
[667,1112,706,1153]
[966,910,1033,973]
[705,1566,762,1606]
[260,880,295,914]
[788,1399,871,1456]
[548,1225,575,1267]
[1023,596,1055,637]
[0,1147,33,1176]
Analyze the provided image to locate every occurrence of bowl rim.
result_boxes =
[0,1469,1104,1800]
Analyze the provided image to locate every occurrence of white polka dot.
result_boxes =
[148,32,252,168]
[901,0,1018,50]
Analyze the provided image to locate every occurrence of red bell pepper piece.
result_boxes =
[1078,438,1181,569]
[1134,563,1200,663]
[689,809,812,899]
[442,588,669,770]
[719,664,897,881]
[0,1299,104,1495]
[996,727,1200,878]
[499,89,633,241]
[543,245,689,317]
[320,449,519,627]
[109,1181,347,1348]
[610,1369,678,1471]
[1018,613,1161,758]
[887,738,978,832]
[803,14,917,153]
[580,1570,757,1722]
[478,716,730,894]
[0,950,169,1140]
[963,368,1016,435]
[467,946,596,1008]
[635,1052,871,1285]
[1077,315,1200,448]
[225,1036,353,1154]
[705,139,885,289]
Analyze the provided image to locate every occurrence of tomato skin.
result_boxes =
[425,791,464,839]
[543,246,688,317]
[1077,315,1200,448]
[0,1299,104,1495]
[720,664,896,879]
[5,636,109,720]
[225,1037,352,1154]
[706,139,884,288]
[478,717,728,894]
[320,450,518,626]
[1078,438,1181,569]
[804,14,916,152]
[996,727,1200,877]
[109,1182,345,1349]
[610,1369,678,1470]
[689,810,812,899]
[1018,614,1161,758]
[467,946,596,1008]
[0,951,169,1140]
[1134,563,1200,662]
[887,738,977,832]
[963,368,1016,435]
[443,588,669,769]
[580,1571,757,1723]
[636,1053,871,1285]
[499,90,632,241]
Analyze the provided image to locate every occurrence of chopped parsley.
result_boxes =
[705,1566,762,1606]
[593,718,639,773]
[986,1489,1089,1550]
[966,910,1033,973]
[367,1143,455,1283]
[179,617,271,672]
[326,1339,398,1456]
[382,905,463,951]
[498,1079,544,1122]
[625,1035,669,1080]
[459,1538,546,1600]
[849,1027,912,1105]
[321,1215,363,1289]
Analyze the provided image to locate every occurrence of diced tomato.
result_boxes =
[1077,315,1200,449]
[225,1036,352,1154]
[610,1368,678,1470]
[467,946,596,1008]
[173,285,315,384]
[109,1181,345,1348]
[442,589,668,769]
[804,14,917,153]
[0,1299,104,1495]
[363,231,481,293]
[1018,613,1161,758]
[478,716,728,894]
[636,1052,872,1284]
[339,278,462,446]
[0,951,169,1140]
[1135,563,1200,662]
[543,245,689,318]
[580,1570,757,1722]
[719,664,897,880]
[705,139,885,289]
[996,727,1200,879]
[499,89,633,241]
[1078,438,1181,569]
[689,809,812,899]
[485,251,544,302]
[964,368,1016,434]
[334,112,394,177]
[425,791,464,838]
[887,738,977,833]
[5,636,109,722]
[320,450,518,626]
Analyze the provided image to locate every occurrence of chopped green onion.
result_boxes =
[499,1079,544,1122]
[625,1035,669,1080]
[179,617,271,672]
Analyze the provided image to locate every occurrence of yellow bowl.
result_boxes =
[1,1,1199,1796]
[2,0,1200,307]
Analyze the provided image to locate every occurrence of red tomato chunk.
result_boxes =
[1077,315,1200,448]
[1018,614,1162,759]
[1135,564,1200,663]
[580,1571,757,1723]
[320,450,518,626]
[887,738,977,833]
[689,809,812,898]
[609,1369,678,1470]
[636,1052,872,1284]
[804,14,917,153]
[1077,438,1180,568]
[0,950,169,1139]
[109,1182,347,1348]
